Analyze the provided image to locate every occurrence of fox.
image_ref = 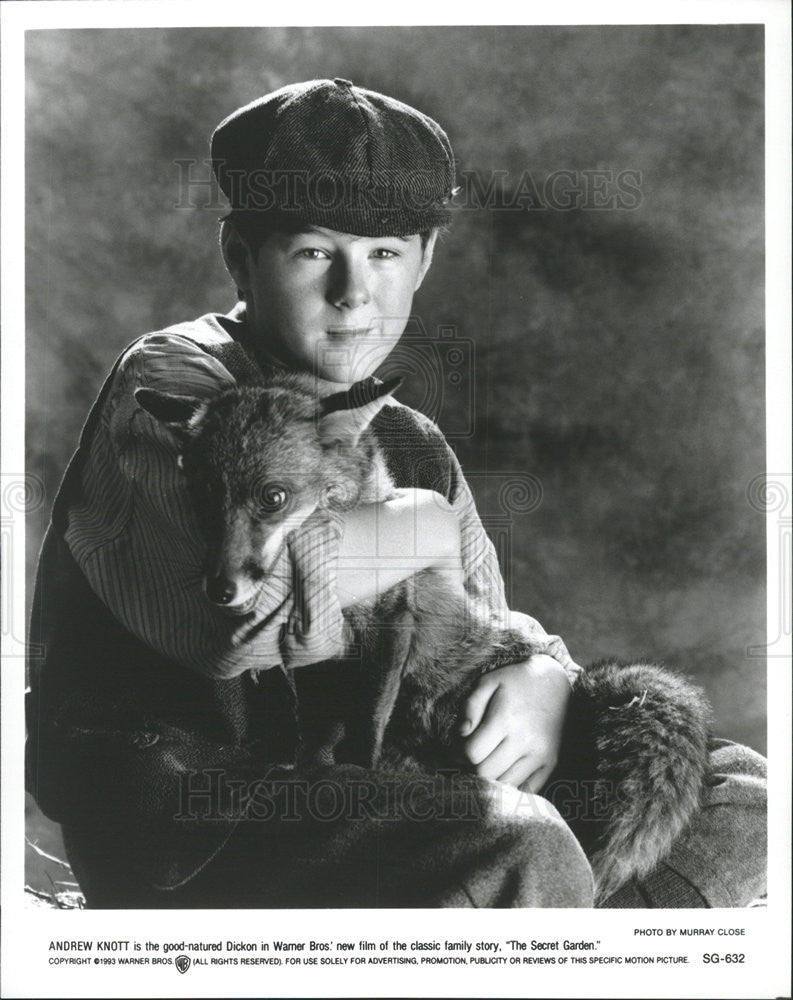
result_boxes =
[136,373,712,903]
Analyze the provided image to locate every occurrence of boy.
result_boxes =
[26,79,765,908]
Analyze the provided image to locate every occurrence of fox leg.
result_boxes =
[363,608,418,768]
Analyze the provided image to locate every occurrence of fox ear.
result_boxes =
[134,387,209,438]
[317,376,402,447]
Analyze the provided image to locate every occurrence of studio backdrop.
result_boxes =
[25,25,765,766]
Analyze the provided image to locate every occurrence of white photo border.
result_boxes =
[2,2,790,998]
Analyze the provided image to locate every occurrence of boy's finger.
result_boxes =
[471,738,526,781]
[458,674,499,736]
[495,755,536,788]
[461,687,512,764]
[520,763,553,795]
[468,736,511,776]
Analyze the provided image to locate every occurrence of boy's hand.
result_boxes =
[458,653,570,792]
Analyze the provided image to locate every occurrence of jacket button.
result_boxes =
[333,78,353,88]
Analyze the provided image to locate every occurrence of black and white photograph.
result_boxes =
[2,4,790,999]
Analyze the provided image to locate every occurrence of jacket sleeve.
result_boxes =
[443,437,582,684]
[61,333,345,679]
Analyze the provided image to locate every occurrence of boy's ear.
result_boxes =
[134,387,208,439]
[317,376,403,447]
[414,228,439,292]
[220,219,253,297]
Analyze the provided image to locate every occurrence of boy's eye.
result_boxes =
[371,248,399,259]
[295,247,329,260]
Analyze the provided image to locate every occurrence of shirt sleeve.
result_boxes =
[61,333,344,679]
[443,438,582,684]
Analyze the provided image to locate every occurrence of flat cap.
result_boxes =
[211,78,456,237]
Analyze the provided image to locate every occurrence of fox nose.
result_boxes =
[205,575,237,605]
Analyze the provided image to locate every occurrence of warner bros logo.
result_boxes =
[175,954,191,974]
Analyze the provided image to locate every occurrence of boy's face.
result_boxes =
[228,224,437,384]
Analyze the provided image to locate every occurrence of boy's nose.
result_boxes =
[328,260,371,310]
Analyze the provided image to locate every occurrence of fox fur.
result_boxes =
[136,373,712,903]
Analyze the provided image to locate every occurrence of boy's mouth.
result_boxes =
[326,326,374,338]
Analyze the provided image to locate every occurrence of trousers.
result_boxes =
[62,738,766,909]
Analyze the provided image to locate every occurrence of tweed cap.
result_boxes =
[211,78,456,237]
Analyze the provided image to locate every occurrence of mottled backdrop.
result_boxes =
[25,26,765,877]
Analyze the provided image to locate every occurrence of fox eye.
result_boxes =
[257,483,290,514]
